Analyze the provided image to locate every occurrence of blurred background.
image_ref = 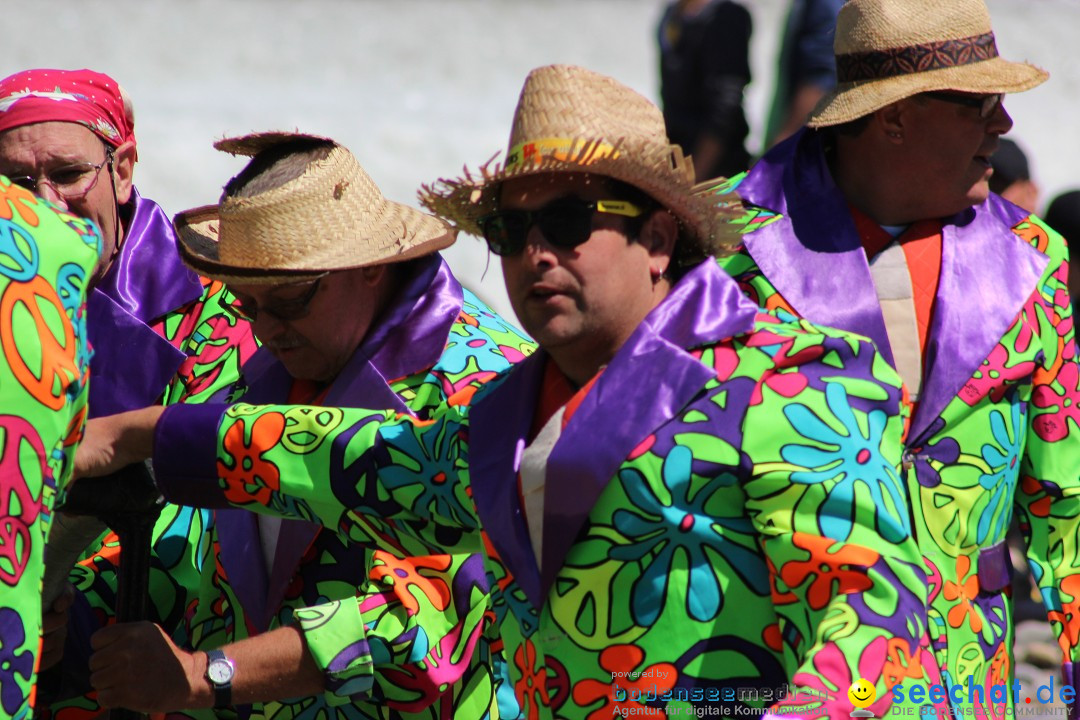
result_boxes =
[8,0,1077,319]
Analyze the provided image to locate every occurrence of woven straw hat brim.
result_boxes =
[808,57,1048,127]
[175,203,454,286]
[419,140,734,248]
[421,65,741,255]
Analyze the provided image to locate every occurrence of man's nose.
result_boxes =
[988,101,1014,135]
[35,182,69,209]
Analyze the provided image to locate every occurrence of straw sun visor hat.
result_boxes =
[419,64,740,262]
[807,0,1048,128]
[175,131,454,285]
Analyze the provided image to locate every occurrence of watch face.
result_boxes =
[207,658,234,684]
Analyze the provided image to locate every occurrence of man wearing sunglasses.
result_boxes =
[715,0,1080,713]
[75,67,941,717]
[0,68,258,712]
[75,132,533,719]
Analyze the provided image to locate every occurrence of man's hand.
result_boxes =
[74,406,165,479]
[89,621,211,712]
[40,583,75,671]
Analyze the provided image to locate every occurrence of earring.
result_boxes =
[887,131,903,139]
[651,266,667,283]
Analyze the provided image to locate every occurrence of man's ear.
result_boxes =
[111,140,136,205]
[876,101,907,143]
[639,209,678,273]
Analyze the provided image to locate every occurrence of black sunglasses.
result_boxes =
[923,91,1004,119]
[478,197,646,257]
[224,274,327,323]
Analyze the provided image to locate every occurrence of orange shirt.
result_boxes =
[850,207,944,359]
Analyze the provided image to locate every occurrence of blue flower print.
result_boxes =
[976,401,1024,544]
[780,382,909,543]
[610,445,767,627]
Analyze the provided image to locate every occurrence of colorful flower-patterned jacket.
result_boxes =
[53,189,257,717]
[152,259,943,719]
[717,128,1080,718]
[157,255,534,719]
[0,179,99,719]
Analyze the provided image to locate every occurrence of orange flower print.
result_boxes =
[880,637,924,687]
[942,555,983,633]
[0,181,40,227]
[514,639,550,720]
[572,645,676,720]
[1048,574,1080,656]
[369,551,452,615]
[779,533,879,610]
[217,413,286,505]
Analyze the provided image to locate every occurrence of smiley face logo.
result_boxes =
[848,678,876,708]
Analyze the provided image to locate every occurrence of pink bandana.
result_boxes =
[0,68,136,156]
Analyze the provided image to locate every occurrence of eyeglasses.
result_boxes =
[923,92,1004,119]
[5,150,114,201]
[224,275,327,323]
[478,197,646,257]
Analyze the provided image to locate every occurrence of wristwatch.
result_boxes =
[205,649,235,709]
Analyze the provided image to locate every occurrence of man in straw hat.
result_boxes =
[0,177,99,718]
[75,66,943,718]
[715,0,1080,713]
[72,132,533,718]
[0,68,257,712]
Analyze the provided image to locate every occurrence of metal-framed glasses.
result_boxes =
[923,91,1004,119]
[6,149,114,201]
[224,274,328,323]
[478,197,646,257]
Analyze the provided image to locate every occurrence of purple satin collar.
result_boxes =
[469,261,760,607]
[87,189,202,416]
[96,187,203,322]
[218,254,464,628]
[738,130,1048,441]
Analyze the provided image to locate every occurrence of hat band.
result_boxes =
[836,32,999,83]
[506,137,620,172]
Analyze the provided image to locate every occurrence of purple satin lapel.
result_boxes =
[364,255,463,382]
[909,197,1047,441]
[96,188,202,323]
[86,190,203,416]
[214,508,269,630]
[468,357,546,608]
[87,291,186,417]
[739,130,895,366]
[263,517,322,631]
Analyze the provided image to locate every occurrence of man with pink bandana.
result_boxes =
[0,68,257,709]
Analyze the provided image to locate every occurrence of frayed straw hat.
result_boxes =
[419,65,739,261]
[175,131,454,285]
[807,0,1048,128]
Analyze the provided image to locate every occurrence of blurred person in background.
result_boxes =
[1045,189,1080,305]
[657,0,751,180]
[990,136,1040,213]
[764,0,845,149]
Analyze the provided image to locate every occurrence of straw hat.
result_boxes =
[175,131,454,285]
[807,0,1048,128]
[419,65,739,260]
